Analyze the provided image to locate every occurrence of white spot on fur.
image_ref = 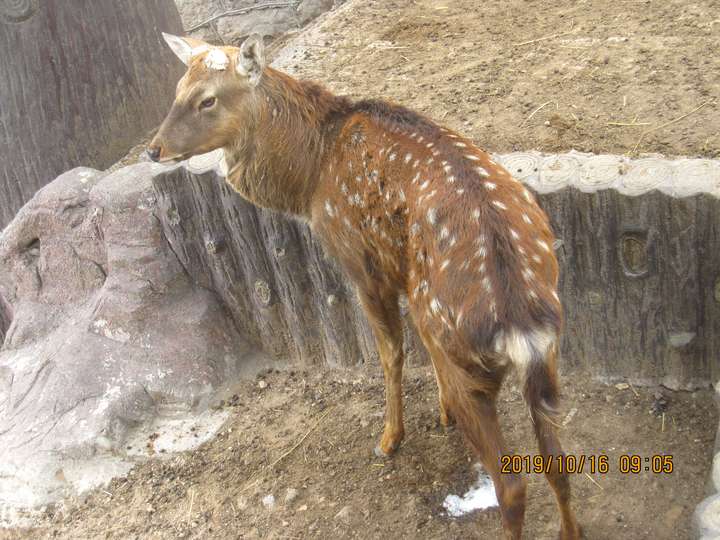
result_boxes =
[440,227,450,240]
[440,259,450,271]
[410,222,421,236]
[532,254,542,263]
[430,298,442,314]
[427,208,437,225]
[204,48,229,70]
[472,209,481,219]
[482,276,492,291]
[457,188,465,195]
[412,172,421,184]
[325,200,335,217]
[454,141,467,148]
[510,229,520,240]
[447,175,456,183]
[485,182,496,190]
[466,154,481,161]
[405,153,413,163]
[476,166,490,177]
[427,142,434,148]
[537,240,551,252]
[420,180,430,191]
[492,200,507,210]
[389,152,397,161]
[522,213,532,224]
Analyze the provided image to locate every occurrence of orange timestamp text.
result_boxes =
[500,454,674,474]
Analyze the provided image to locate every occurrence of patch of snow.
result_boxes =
[443,465,499,517]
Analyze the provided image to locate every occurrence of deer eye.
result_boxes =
[199,96,216,110]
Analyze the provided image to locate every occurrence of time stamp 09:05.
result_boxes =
[500,454,674,474]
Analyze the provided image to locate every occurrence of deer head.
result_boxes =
[147,33,266,163]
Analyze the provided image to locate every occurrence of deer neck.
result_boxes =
[223,68,348,218]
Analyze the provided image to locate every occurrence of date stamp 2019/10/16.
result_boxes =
[500,454,674,475]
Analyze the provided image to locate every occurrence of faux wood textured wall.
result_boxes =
[152,154,720,389]
[0,0,184,228]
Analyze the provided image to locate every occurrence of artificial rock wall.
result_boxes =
[0,0,184,228]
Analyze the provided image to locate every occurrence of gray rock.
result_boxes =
[0,163,264,513]
[694,494,720,539]
[174,0,338,44]
[284,487,299,504]
[335,505,352,524]
[262,494,276,510]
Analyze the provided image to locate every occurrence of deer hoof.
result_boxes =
[373,435,402,458]
[558,524,583,540]
[439,410,455,428]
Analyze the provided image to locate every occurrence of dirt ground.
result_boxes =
[273,0,719,158]
[4,1,719,539]
[4,367,716,540]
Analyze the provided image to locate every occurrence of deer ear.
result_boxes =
[162,32,210,65]
[237,34,265,85]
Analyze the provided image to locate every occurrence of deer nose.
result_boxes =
[146,145,162,162]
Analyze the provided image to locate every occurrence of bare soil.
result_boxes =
[4,367,716,540]
[5,1,719,539]
[276,0,719,158]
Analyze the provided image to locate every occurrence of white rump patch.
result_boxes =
[204,48,229,70]
[493,326,556,371]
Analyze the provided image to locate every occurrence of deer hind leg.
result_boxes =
[430,360,454,427]
[420,332,526,539]
[356,286,405,458]
[524,344,581,540]
[426,346,455,427]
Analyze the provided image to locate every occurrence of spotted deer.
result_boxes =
[148,33,581,540]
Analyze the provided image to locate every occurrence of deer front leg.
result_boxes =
[357,287,405,458]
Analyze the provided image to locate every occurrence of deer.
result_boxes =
[147,32,582,540]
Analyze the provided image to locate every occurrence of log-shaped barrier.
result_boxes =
[152,151,720,390]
